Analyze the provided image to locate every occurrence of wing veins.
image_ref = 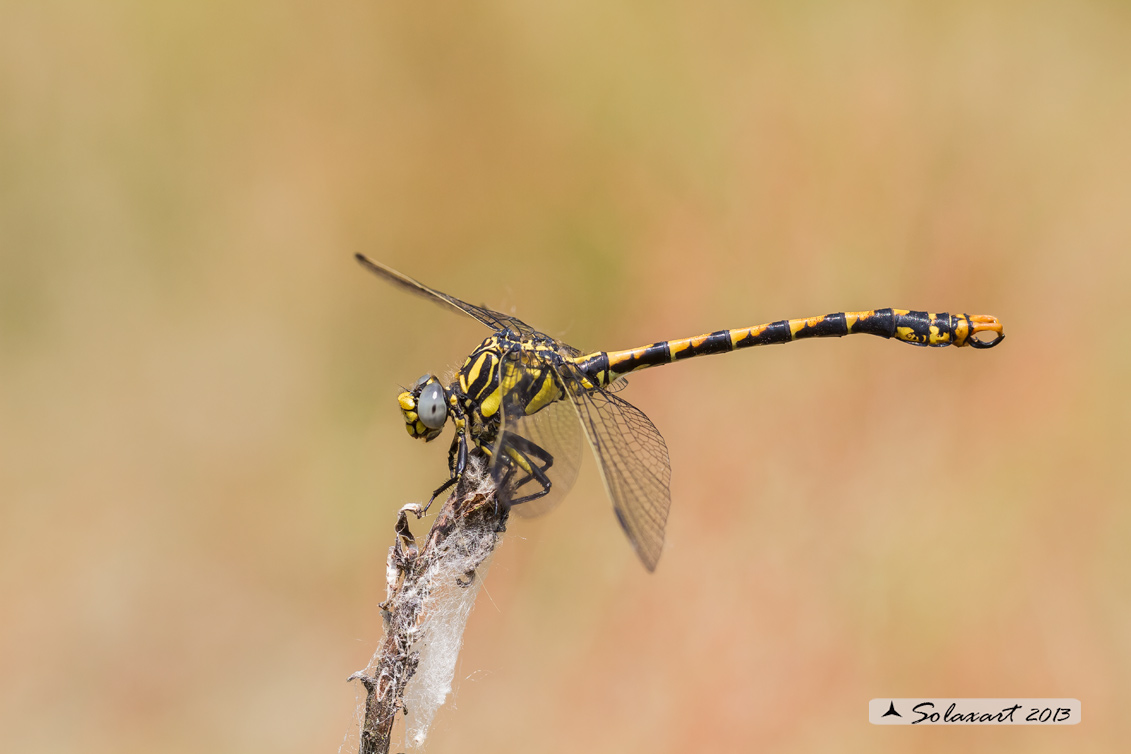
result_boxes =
[557,363,671,571]
[355,254,538,335]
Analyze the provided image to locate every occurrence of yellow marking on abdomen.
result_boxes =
[845,311,867,332]
[665,333,714,361]
[954,316,970,346]
[667,339,690,360]
[895,326,921,343]
[607,346,650,370]
[734,323,770,341]
[929,318,952,345]
[788,315,825,339]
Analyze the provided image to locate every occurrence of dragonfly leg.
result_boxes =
[423,476,457,514]
[499,434,555,506]
[423,432,468,514]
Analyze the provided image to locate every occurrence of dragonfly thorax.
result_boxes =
[453,334,512,446]
[453,331,569,450]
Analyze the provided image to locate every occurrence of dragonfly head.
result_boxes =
[398,374,448,441]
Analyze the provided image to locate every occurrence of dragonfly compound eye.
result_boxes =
[417,380,448,429]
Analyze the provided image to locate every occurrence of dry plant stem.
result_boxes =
[349,467,507,754]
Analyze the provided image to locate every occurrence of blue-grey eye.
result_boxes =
[414,374,431,389]
[418,381,447,429]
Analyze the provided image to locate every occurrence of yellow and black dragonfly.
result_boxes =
[357,254,1004,571]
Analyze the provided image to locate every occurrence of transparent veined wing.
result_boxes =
[492,351,583,518]
[355,254,540,337]
[603,376,630,393]
[558,362,671,571]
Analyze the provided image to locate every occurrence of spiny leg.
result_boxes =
[497,434,556,507]
[422,431,468,514]
[423,477,457,514]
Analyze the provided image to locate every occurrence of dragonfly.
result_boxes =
[357,253,1004,571]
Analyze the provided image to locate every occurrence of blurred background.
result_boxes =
[2,0,1129,752]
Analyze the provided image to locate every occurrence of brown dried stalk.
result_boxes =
[349,459,507,754]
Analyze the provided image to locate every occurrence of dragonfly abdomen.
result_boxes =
[577,308,1004,385]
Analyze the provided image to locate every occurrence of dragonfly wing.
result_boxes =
[603,376,630,393]
[559,364,671,571]
[355,254,539,336]
[494,352,583,518]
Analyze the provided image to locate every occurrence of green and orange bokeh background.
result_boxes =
[2,1,1129,752]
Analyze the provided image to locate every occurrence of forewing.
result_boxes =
[494,352,583,518]
[559,364,671,571]
[355,254,539,336]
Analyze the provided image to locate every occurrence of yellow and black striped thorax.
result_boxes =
[454,331,571,446]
